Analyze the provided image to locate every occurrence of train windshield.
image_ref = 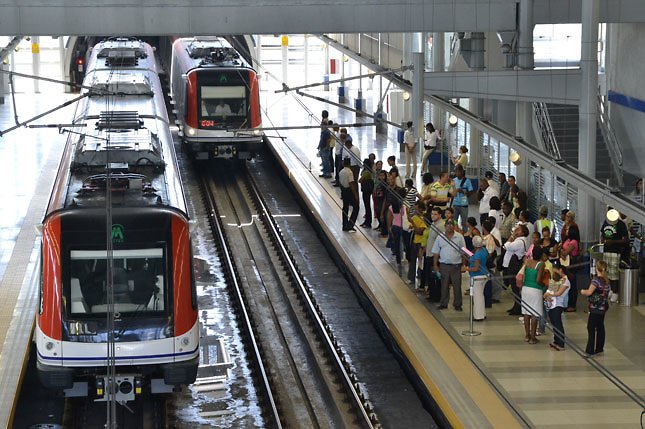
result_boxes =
[199,84,249,129]
[67,248,167,316]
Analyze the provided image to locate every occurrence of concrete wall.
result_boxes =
[607,23,645,177]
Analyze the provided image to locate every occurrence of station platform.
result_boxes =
[0,94,72,427]
[262,88,645,428]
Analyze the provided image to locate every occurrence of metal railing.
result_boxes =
[597,94,624,187]
[532,102,562,160]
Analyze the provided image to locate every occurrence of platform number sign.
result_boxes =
[112,224,125,244]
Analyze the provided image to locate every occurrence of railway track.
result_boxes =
[200,161,380,428]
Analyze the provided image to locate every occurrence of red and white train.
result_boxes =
[170,36,262,160]
[36,38,199,404]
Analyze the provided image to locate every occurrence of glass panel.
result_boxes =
[200,86,247,117]
[68,248,165,316]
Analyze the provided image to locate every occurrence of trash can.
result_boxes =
[397,129,405,153]
[619,268,639,306]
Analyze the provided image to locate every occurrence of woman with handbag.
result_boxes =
[521,246,546,344]
[504,225,530,315]
[580,260,610,356]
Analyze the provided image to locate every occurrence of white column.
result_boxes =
[281,35,288,85]
[303,34,309,86]
[578,0,600,244]
[255,35,262,75]
[431,32,445,129]
[32,36,40,93]
[402,32,413,123]
[412,32,424,152]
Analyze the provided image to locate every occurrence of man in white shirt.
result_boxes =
[503,224,530,315]
[344,138,361,182]
[214,100,232,116]
[339,158,359,232]
[432,221,466,311]
[403,121,417,179]
[485,171,499,195]
[477,178,498,225]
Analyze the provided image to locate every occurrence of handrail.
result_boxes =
[597,94,624,187]
[531,102,562,159]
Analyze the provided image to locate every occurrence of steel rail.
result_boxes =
[243,164,379,429]
[199,173,282,429]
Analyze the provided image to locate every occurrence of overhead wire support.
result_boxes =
[0,92,91,137]
[296,89,403,129]
[275,65,411,93]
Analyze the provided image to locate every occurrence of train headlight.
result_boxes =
[181,337,190,347]
[45,341,54,351]
[186,126,196,136]
[253,129,261,136]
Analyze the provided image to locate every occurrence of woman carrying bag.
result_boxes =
[580,260,611,357]
[518,246,546,344]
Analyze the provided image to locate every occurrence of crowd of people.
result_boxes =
[317,113,617,354]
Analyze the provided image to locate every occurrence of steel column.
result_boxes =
[578,0,600,244]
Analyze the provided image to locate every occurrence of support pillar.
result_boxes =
[303,34,309,86]
[412,32,424,161]
[517,0,535,69]
[470,99,483,177]
[578,0,600,244]
[324,42,329,91]
[255,35,262,78]
[431,32,445,130]
[515,102,532,186]
[32,36,40,93]
[402,32,413,123]
[281,35,288,86]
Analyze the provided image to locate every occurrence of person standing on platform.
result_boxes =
[339,158,359,232]
[450,145,469,170]
[504,225,530,315]
[544,260,570,351]
[432,220,466,311]
[333,128,351,186]
[321,109,329,125]
[359,159,374,228]
[560,211,581,311]
[404,121,418,179]
[343,135,361,182]
[464,236,488,321]
[499,201,515,244]
[477,178,498,226]
[331,124,343,186]
[535,205,554,237]
[372,170,388,232]
[452,165,473,231]
[429,171,455,212]
[407,200,428,287]
[326,120,336,179]
[580,260,610,357]
[317,122,332,178]
[499,172,510,203]
[600,208,629,303]
[422,122,442,174]
[421,207,445,299]
[521,246,546,345]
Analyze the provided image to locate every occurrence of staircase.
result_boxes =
[545,103,613,185]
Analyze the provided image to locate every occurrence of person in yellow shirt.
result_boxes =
[407,200,427,287]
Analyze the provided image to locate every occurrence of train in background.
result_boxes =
[169,36,263,160]
[36,38,199,404]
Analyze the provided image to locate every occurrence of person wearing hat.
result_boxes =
[535,205,554,238]
[600,208,629,302]
[463,235,489,320]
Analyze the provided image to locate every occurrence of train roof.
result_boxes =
[174,37,253,70]
[46,38,186,218]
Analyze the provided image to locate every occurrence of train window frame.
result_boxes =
[64,245,170,318]
[196,70,251,130]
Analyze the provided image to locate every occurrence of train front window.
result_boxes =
[199,86,247,128]
[67,248,166,316]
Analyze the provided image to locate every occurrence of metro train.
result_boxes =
[170,36,263,160]
[36,38,199,404]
